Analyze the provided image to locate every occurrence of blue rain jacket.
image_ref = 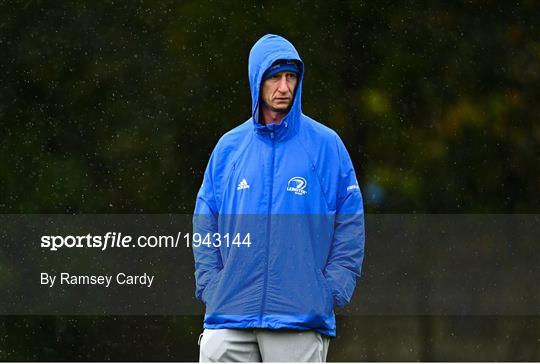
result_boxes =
[192,34,365,337]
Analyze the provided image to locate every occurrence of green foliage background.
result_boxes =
[1,0,539,361]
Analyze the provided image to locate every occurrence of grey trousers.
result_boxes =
[198,328,331,362]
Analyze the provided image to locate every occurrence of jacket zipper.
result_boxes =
[260,131,275,325]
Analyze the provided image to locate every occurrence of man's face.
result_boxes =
[260,71,298,112]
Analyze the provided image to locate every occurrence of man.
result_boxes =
[192,34,365,362]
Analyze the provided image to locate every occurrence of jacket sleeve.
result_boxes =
[192,148,223,304]
[324,134,365,309]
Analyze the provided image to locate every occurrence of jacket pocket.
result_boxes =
[315,268,334,311]
[202,269,223,305]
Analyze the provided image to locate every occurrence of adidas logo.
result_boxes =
[237,178,250,190]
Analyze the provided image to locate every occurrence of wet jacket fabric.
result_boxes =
[192,34,365,337]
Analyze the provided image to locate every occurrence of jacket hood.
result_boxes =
[248,34,304,140]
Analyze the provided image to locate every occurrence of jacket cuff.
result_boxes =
[325,270,356,309]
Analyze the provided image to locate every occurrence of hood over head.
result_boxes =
[248,34,304,140]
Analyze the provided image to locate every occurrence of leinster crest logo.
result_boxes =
[287,177,307,196]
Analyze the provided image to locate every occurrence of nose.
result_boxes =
[277,76,289,92]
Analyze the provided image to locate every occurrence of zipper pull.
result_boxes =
[270,132,274,139]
